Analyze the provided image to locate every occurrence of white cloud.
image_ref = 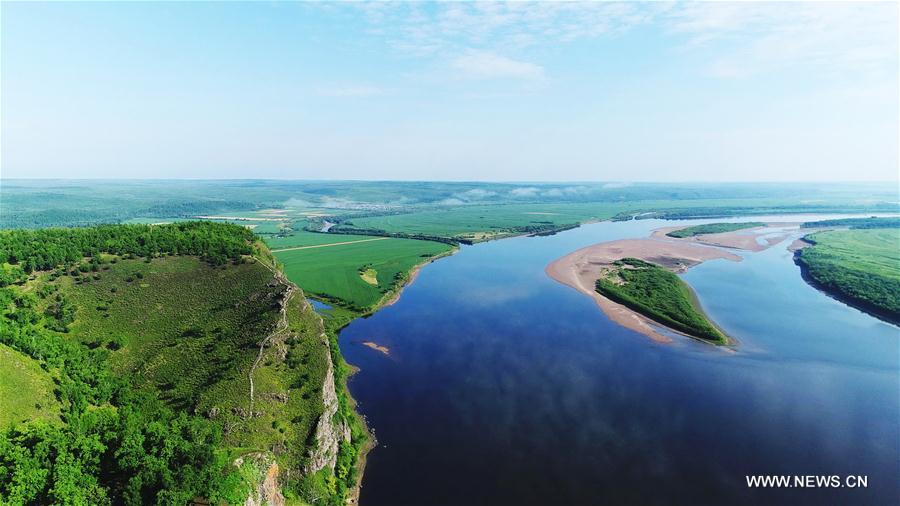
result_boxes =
[456,188,498,199]
[510,187,539,197]
[450,50,544,80]
[662,2,898,78]
[345,2,896,81]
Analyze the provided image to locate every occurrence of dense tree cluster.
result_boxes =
[0,222,254,272]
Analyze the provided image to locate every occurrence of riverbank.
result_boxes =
[547,223,798,343]
[791,229,900,326]
[317,244,459,502]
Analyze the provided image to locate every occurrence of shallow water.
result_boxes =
[339,217,899,505]
[307,298,332,312]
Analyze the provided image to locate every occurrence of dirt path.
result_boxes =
[270,237,390,253]
[249,258,295,409]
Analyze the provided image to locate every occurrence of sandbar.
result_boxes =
[361,341,390,355]
[546,237,740,342]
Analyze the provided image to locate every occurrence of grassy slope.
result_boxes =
[666,222,765,238]
[274,238,453,309]
[796,229,900,323]
[0,344,61,428]
[59,255,329,482]
[595,258,727,344]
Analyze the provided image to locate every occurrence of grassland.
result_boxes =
[666,222,765,238]
[275,237,454,310]
[595,258,727,344]
[0,344,61,428]
[795,229,900,324]
[801,216,900,229]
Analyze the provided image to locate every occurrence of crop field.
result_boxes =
[275,237,454,309]
[59,255,328,469]
[0,344,61,428]
[266,230,377,250]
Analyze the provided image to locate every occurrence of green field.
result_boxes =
[595,258,727,344]
[267,230,377,250]
[796,229,900,323]
[0,344,61,428]
[666,222,765,238]
[275,237,454,310]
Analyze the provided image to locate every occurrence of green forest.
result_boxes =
[595,258,727,344]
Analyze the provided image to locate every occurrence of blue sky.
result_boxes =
[2,1,897,181]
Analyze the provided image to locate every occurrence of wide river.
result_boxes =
[338,216,899,505]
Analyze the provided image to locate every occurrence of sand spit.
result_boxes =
[361,341,390,356]
[547,223,803,343]
[651,223,799,252]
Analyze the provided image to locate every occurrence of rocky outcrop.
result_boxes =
[305,332,342,473]
[237,454,285,506]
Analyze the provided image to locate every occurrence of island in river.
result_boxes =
[546,222,800,343]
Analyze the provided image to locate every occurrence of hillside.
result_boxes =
[0,222,362,505]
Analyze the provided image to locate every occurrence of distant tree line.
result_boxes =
[0,222,254,272]
[612,205,900,222]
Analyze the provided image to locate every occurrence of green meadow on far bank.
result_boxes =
[796,228,900,324]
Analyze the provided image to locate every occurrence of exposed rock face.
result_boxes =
[240,455,285,506]
[305,332,342,473]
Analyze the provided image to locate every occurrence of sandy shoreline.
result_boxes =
[546,223,799,343]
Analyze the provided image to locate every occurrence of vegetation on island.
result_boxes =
[795,229,900,324]
[801,216,900,229]
[666,222,765,238]
[595,258,727,344]
[0,222,361,505]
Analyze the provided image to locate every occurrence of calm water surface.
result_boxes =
[338,217,899,505]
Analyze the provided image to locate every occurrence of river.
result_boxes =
[338,216,899,505]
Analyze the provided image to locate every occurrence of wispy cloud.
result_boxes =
[663,2,898,78]
[346,1,896,81]
[450,50,544,81]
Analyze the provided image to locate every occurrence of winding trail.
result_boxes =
[249,257,295,409]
